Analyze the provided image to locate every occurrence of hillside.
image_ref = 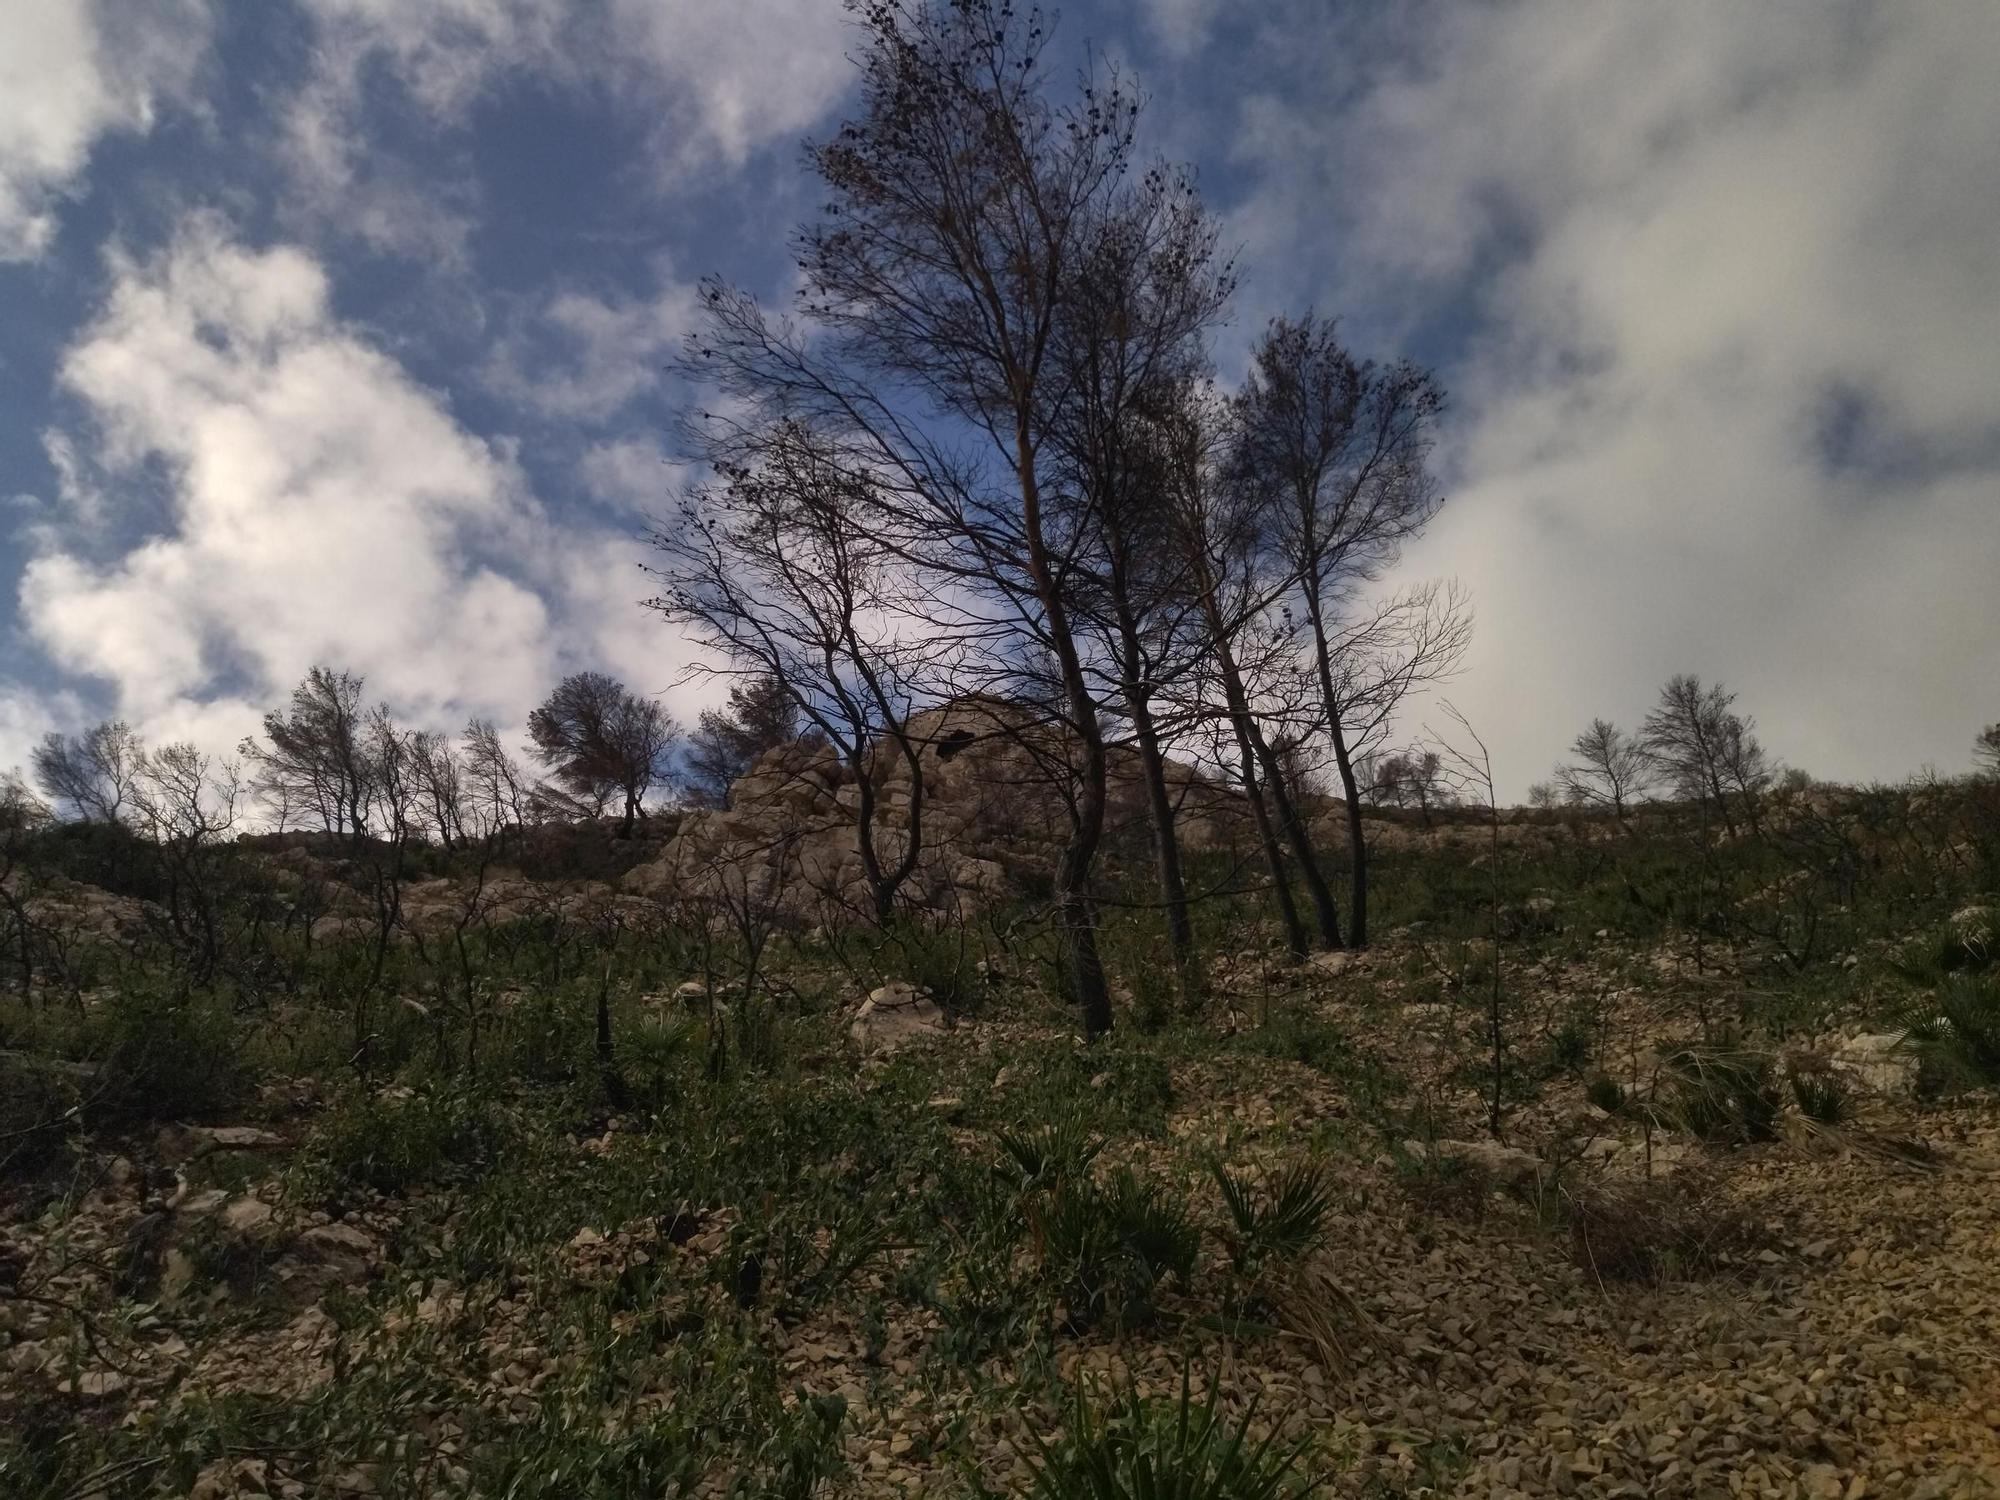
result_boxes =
[3,744,2000,1499]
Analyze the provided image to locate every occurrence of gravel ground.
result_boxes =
[6,956,1999,1499]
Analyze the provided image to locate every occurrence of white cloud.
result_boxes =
[282,0,855,254]
[484,275,699,421]
[581,435,682,512]
[1139,0,1222,59]
[1229,1,2000,791]
[0,682,79,779]
[0,0,213,260]
[17,219,652,755]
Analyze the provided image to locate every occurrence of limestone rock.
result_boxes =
[1831,1032,1916,1096]
[850,983,945,1054]
[219,1196,277,1239]
[1406,1137,1545,1187]
[190,1126,286,1153]
[268,1222,381,1307]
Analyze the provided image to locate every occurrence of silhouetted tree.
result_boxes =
[463,719,536,833]
[1155,380,1327,956]
[1233,313,1450,947]
[686,0,1163,1035]
[31,720,143,824]
[407,731,467,849]
[1047,160,1232,994]
[527,672,677,836]
[1,770,48,833]
[1641,674,1770,836]
[0,771,51,995]
[130,743,241,982]
[1976,723,2000,777]
[1377,749,1448,827]
[681,674,802,811]
[1556,718,1656,822]
[649,429,929,925]
[242,666,373,839]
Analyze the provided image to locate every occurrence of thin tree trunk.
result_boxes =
[1128,691,1198,991]
[1237,733,1306,957]
[1108,569,1197,996]
[1187,553,1317,958]
[1302,593,1370,947]
[843,637,926,929]
[1018,425,1113,1038]
[1249,716,1343,951]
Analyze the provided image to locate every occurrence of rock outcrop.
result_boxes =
[621,696,1249,916]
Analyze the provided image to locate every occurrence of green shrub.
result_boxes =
[890,920,979,1013]
[1787,1064,1853,1125]
[1892,912,1994,986]
[1012,1368,1321,1500]
[1210,1160,1334,1276]
[1584,1075,1627,1115]
[1037,1169,1198,1332]
[1248,1008,1351,1076]
[296,1085,509,1200]
[1659,1045,1781,1144]
[1898,972,2000,1093]
[1002,1042,1176,1138]
[495,986,593,1084]
[0,1050,85,1182]
[995,1118,1105,1195]
[1392,1150,1491,1223]
[92,987,247,1124]
[1546,1021,1592,1077]
[617,1013,698,1110]
[1001,1126,1198,1333]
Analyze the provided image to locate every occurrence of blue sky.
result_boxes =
[3,0,1997,795]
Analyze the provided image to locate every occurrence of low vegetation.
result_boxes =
[3,746,1998,1497]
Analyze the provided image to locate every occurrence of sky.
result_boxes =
[1,0,1995,800]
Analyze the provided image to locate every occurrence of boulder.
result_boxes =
[1948,904,1993,956]
[267,1222,381,1307]
[190,1126,286,1154]
[219,1196,277,1239]
[1405,1138,1545,1188]
[1832,1031,1917,1096]
[850,983,945,1054]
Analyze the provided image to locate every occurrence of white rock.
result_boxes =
[850,983,945,1053]
[220,1196,276,1237]
[1831,1032,1917,1096]
[191,1126,286,1152]
[1406,1138,1545,1187]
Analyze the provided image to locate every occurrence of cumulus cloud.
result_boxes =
[282,0,855,255]
[484,274,699,422]
[0,682,81,780]
[1139,0,1223,59]
[580,435,684,513]
[0,0,213,260]
[16,218,677,755]
[1225,1,2000,790]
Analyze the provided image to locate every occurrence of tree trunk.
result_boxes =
[1248,716,1343,950]
[1301,592,1370,947]
[1237,733,1306,957]
[1129,692,1198,994]
[1108,571,1197,997]
[1017,425,1113,1038]
[843,642,926,930]
[1187,553,1316,959]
